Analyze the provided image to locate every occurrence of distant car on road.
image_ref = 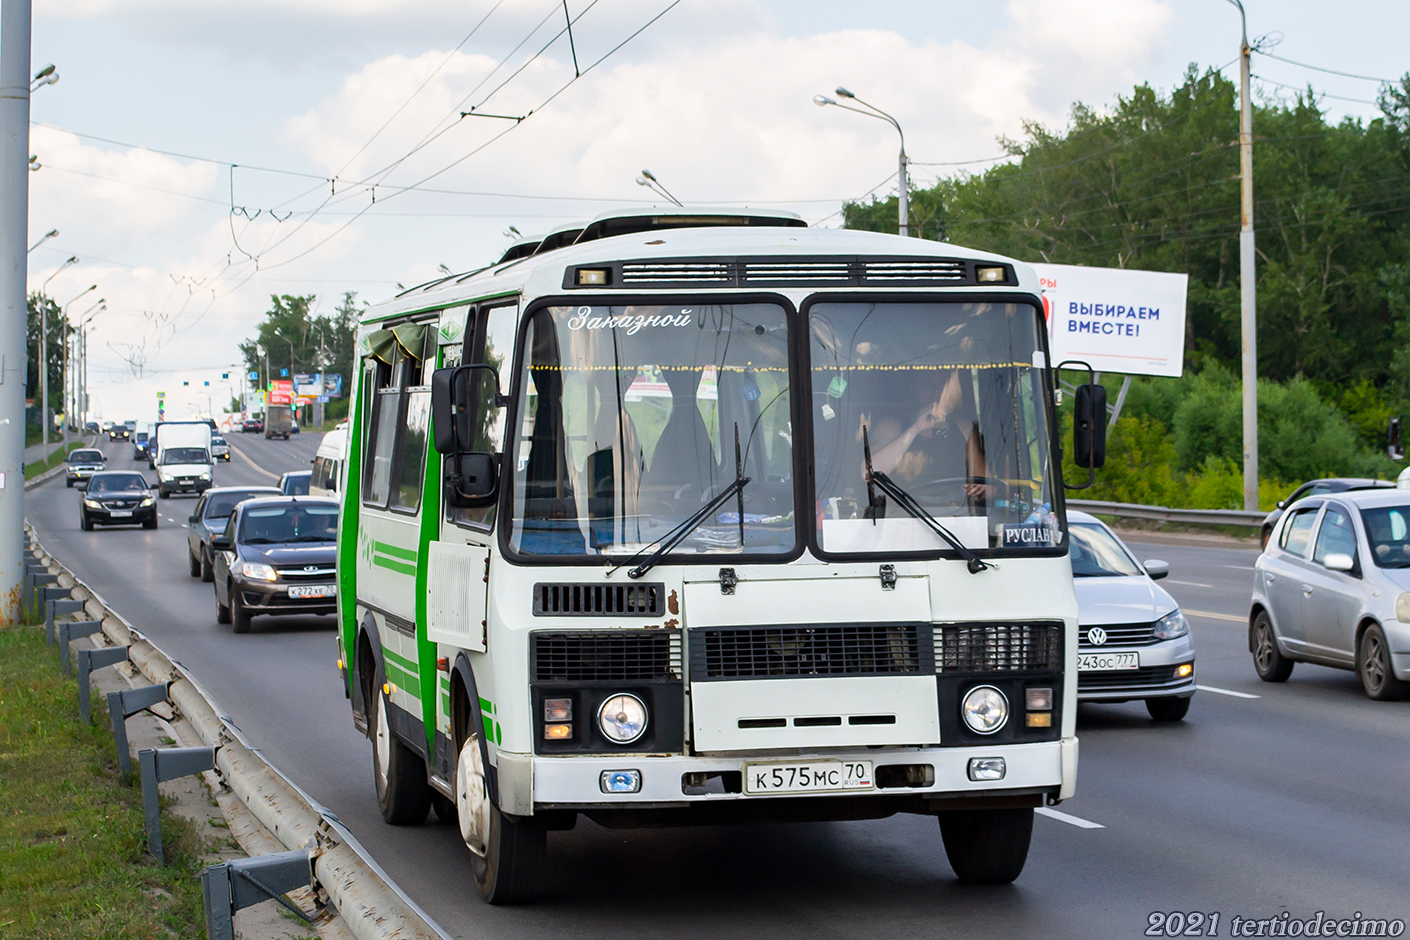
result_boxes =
[210,496,339,633]
[1070,510,1197,721]
[210,435,231,462]
[1251,489,1410,700]
[186,485,281,581]
[290,418,300,434]
[83,421,99,434]
[65,448,107,488]
[79,470,157,530]
[278,470,311,496]
[132,431,150,461]
[1260,478,1395,549]
[108,423,131,442]
[242,416,264,434]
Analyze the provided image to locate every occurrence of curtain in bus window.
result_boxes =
[393,391,430,512]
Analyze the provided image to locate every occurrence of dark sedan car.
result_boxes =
[186,485,282,582]
[211,497,338,633]
[66,448,107,487]
[278,470,311,496]
[132,431,150,460]
[242,417,264,434]
[80,471,157,530]
[1261,478,1396,548]
[108,424,131,442]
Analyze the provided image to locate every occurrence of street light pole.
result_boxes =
[1227,0,1258,512]
[45,282,93,462]
[814,87,910,236]
[0,0,33,624]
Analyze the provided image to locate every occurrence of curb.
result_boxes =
[26,523,452,940]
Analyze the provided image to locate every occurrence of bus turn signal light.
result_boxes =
[1025,712,1052,728]
[544,723,573,740]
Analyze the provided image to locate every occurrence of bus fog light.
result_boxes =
[967,757,1006,781]
[598,693,648,745]
[961,686,1008,735]
[543,697,572,722]
[600,770,641,793]
[543,723,572,740]
[1025,687,1053,710]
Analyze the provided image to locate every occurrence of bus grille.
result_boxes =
[532,631,682,682]
[693,624,925,680]
[533,582,664,617]
[933,623,1062,674]
[602,256,987,289]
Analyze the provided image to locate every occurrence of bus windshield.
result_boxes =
[508,302,795,558]
[809,301,1061,555]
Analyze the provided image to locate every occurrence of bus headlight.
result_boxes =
[961,686,1008,735]
[597,693,648,745]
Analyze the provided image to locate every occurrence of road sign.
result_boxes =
[156,391,166,400]
[248,371,258,381]
[279,368,289,378]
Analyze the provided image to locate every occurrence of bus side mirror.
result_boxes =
[431,364,505,455]
[1073,383,1107,470]
[445,452,498,506]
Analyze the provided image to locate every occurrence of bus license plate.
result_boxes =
[288,585,336,599]
[743,760,873,795]
[1078,652,1139,671]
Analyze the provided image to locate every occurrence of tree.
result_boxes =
[26,292,64,410]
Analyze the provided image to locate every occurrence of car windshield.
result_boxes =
[162,447,208,464]
[282,474,310,496]
[809,301,1060,554]
[70,450,103,463]
[238,504,338,543]
[1359,505,1410,568]
[212,437,226,446]
[509,302,795,558]
[1069,523,1143,576]
[206,490,275,518]
[87,474,147,494]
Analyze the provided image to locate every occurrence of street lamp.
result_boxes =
[72,302,104,432]
[64,296,102,434]
[635,168,682,207]
[30,64,58,92]
[1224,0,1259,513]
[814,87,910,236]
[34,257,79,455]
[27,228,57,254]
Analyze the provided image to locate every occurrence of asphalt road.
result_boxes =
[26,442,1410,940]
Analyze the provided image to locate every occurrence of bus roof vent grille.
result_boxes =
[862,259,967,283]
[741,260,852,283]
[533,581,665,617]
[569,256,1000,290]
[619,262,732,285]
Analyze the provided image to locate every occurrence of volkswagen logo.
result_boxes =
[1086,627,1108,646]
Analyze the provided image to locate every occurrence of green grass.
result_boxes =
[23,442,85,482]
[0,626,208,938]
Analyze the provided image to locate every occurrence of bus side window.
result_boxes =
[449,303,517,530]
[363,355,399,508]
[391,390,431,513]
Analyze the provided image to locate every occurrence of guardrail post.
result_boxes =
[106,683,169,775]
[77,646,128,724]
[201,850,316,940]
[58,619,103,675]
[27,573,56,622]
[140,746,218,864]
[46,597,85,647]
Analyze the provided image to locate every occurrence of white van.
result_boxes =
[155,423,214,498]
[310,423,347,497]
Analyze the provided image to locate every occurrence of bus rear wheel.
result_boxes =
[372,684,431,825]
[938,808,1033,884]
[456,731,544,903]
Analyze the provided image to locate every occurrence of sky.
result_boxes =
[16,0,1409,423]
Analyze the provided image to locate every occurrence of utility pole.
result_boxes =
[1231,0,1259,512]
[0,0,32,625]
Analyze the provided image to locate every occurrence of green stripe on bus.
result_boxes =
[372,541,417,560]
[383,647,418,672]
[479,697,494,714]
[385,662,421,698]
[372,556,417,576]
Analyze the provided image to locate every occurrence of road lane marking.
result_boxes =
[1168,580,1214,587]
[1036,807,1105,829]
[1224,564,1255,571]
[1183,609,1246,623]
[1196,684,1261,699]
[226,440,280,481]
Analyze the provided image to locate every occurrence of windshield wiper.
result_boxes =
[618,424,751,581]
[862,424,993,575]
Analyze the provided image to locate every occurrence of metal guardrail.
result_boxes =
[1068,498,1267,529]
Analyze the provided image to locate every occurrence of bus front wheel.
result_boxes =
[937,808,1033,884]
[456,732,544,903]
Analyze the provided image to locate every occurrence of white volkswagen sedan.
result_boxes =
[1250,489,1410,700]
[1070,510,1197,721]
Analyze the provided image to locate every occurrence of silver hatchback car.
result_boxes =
[1250,489,1410,700]
[1070,511,1197,721]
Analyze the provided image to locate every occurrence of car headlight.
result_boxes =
[961,685,1009,735]
[139,497,154,506]
[1397,593,1410,623]
[83,498,101,509]
[239,562,278,582]
[199,471,211,480]
[1153,608,1189,640]
[597,693,648,744]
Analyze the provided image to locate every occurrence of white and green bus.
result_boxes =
[336,207,1105,903]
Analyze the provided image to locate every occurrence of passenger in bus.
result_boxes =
[861,368,990,502]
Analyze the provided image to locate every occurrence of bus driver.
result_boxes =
[861,368,990,502]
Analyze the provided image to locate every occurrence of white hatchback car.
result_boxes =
[1250,489,1410,700]
[1070,510,1197,721]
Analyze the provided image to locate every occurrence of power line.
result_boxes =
[1258,51,1397,85]
[1250,74,1379,106]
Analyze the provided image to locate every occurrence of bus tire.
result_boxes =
[373,682,431,825]
[938,808,1033,884]
[456,731,544,903]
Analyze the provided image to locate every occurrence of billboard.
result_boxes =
[1034,263,1188,378]
[268,380,293,406]
[293,373,344,398]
